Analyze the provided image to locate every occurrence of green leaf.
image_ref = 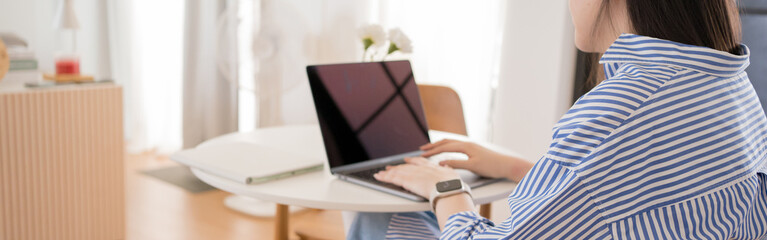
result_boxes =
[363,38,374,50]
[387,42,399,54]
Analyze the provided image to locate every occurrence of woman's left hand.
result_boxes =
[373,157,461,198]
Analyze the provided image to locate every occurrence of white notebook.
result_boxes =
[171,142,324,184]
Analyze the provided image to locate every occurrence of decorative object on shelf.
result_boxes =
[357,24,412,61]
[0,33,40,86]
[25,79,112,88]
[55,52,79,75]
[49,0,93,83]
[42,73,94,83]
[0,38,8,82]
[53,0,79,46]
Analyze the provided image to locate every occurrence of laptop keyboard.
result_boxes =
[345,164,412,193]
[347,165,389,182]
[345,152,469,183]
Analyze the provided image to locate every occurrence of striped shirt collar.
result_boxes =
[600,33,750,78]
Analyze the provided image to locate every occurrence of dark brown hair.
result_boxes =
[585,0,743,89]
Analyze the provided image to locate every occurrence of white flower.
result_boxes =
[358,24,386,51]
[387,28,412,54]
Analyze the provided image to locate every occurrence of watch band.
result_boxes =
[429,179,472,212]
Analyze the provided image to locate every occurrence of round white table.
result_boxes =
[190,124,518,239]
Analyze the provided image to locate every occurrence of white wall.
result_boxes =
[491,2,577,162]
[0,0,111,79]
[487,1,577,223]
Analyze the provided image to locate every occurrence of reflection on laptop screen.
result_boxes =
[307,61,430,169]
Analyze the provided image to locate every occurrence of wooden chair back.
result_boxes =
[417,84,468,136]
[418,84,493,218]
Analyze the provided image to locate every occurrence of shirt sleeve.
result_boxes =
[439,77,658,239]
[439,157,611,239]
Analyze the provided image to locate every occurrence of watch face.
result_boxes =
[436,179,462,192]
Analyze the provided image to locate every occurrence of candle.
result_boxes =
[55,53,80,75]
[55,58,80,75]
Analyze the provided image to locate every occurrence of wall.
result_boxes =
[0,0,111,79]
[741,1,767,110]
[491,1,577,161]
[484,0,577,223]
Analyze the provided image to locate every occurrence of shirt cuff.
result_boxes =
[443,211,495,234]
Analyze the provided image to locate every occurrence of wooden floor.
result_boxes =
[125,152,345,240]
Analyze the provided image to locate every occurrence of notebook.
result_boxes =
[171,142,324,184]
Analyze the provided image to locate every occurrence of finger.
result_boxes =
[420,139,454,150]
[375,165,414,186]
[422,142,468,157]
[439,160,473,170]
[420,139,446,150]
[374,170,392,182]
[375,164,404,180]
[404,157,430,166]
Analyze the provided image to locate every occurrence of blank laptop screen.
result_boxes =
[307,61,430,169]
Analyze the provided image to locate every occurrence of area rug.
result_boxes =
[141,165,216,193]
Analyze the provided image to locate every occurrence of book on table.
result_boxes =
[171,142,324,184]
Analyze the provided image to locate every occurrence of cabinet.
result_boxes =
[0,83,125,240]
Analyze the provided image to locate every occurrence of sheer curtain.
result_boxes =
[367,0,506,140]
[106,0,186,153]
[239,0,372,129]
[370,0,506,140]
[182,0,239,149]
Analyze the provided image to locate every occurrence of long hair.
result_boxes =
[585,0,743,90]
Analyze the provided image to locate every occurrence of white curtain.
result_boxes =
[182,0,239,149]
[107,0,186,153]
[243,0,372,129]
[244,0,506,142]
[369,0,506,141]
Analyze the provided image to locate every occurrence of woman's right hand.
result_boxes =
[420,139,533,182]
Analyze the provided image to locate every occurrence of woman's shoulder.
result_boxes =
[559,62,702,130]
[548,62,733,166]
[554,65,674,135]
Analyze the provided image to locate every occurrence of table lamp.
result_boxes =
[48,0,92,82]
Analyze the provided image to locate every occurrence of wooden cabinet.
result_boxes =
[0,84,125,240]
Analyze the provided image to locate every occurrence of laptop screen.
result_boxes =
[306,61,430,170]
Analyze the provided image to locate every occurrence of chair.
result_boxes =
[294,84,489,239]
[417,84,492,219]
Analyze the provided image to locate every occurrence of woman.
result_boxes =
[349,0,767,239]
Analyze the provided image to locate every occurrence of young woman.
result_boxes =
[348,0,767,239]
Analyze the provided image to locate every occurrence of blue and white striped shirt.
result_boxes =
[388,34,767,239]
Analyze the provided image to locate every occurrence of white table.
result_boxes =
[190,124,517,239]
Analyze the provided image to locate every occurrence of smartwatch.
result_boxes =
[429,179,472,212]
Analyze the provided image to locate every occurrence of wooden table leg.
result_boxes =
[479,203,491,219]
[275,204,289,240]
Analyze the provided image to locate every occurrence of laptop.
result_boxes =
[306,60,500,201]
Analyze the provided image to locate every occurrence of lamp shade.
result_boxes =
[53,0,79,29]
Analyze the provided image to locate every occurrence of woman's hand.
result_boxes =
[373,157,460,198]
[421,139,533,182]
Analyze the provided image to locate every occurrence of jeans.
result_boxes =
[346,211,440,240]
